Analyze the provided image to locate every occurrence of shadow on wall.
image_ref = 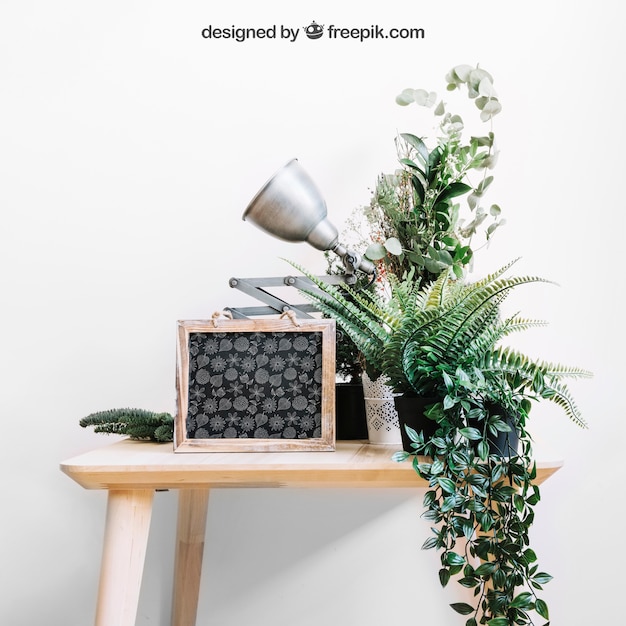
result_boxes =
[200,488,440,625]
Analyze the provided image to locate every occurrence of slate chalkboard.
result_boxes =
[174,317,336,452]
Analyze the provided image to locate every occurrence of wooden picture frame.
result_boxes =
[174,317,336,452]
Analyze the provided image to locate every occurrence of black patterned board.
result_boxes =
[187,329,323,439]
[175,318,336,452]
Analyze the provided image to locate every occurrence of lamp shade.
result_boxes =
[242,159,339,251]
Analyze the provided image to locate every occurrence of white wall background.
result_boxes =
[1,1,623,624]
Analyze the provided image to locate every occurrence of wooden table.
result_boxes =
[60,439,563,626]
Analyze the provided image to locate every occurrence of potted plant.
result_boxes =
[290,258,590,624]
[333,326,368,439]
[322,64,506,442]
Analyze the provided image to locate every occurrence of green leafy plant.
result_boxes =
[290,258,589,422]
[80,408,174,442]
[362,64,505,285]
[325,63,506,383]
[289,258,590,624]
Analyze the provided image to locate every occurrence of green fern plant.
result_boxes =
[289,257,590,428]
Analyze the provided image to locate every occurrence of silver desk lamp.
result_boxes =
[228,159,376,318]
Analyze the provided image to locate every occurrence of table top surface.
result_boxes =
[60,438,564,491]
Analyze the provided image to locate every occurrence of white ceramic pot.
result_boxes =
[361,372,402,444]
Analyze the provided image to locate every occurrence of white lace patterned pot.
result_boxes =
[361,372,402,444]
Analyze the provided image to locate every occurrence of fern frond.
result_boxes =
[80,408,174,442]
[540,379,589,428]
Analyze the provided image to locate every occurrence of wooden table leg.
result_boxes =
[95,489,154,626]
[171,489,210,626]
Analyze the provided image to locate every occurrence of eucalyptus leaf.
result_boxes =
[450,64,473,82]
[412,89,437,107]
[384,237,403,255]
[364,242,387,261]
[395,88,415,106]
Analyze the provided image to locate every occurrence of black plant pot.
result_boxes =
[394,395,439,453]
[470,403,520,457]
[335,383,368,440]
[485,426,519,456]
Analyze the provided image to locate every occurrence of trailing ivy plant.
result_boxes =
[395,386,555,626]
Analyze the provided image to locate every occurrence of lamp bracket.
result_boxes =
[226,275,345,319]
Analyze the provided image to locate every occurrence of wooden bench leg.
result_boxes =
[171,489,210,626]
[95,489,154,626]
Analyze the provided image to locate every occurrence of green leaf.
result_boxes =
[450,603,474,615]
[441,494,458,513]
[532,572,553,585]
[459,427,482,441]
[423,490,437,506]
[422,537,438,550]
[442,370,454,391]
[510,592,534,609]
[435,182,472,205]
[446,552,466,566]
[438,477,457,494]
[404,425,420,443]
[474,562,496,576]
[486,619,510,626]
[399,157,422,171]
[439,568,451,587]
[535,598,549,619]
[523,548,538,564]
[491,568,506,589]
[477,440,489,461]
[491,419,512,433]
[392,451,409,462]
[400,132,430,166]
[411,174,426,204]
[430,458,445,475]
